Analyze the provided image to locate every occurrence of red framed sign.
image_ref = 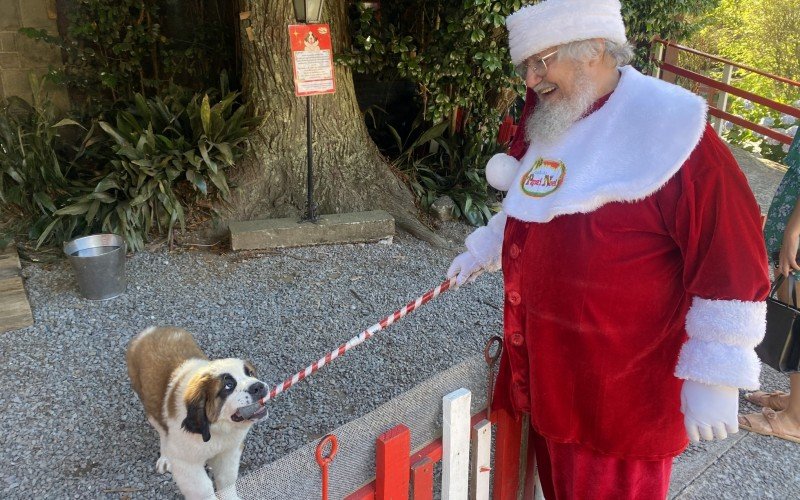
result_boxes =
[288,24,336,97]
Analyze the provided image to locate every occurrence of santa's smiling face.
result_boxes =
[524,48,598,146]
[524,46,580,103]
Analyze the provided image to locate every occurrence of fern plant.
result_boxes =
[51,91,257,250]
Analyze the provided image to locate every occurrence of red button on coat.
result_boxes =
[507,291,521,306]
[509,244,521,258]
[511,333,524,346]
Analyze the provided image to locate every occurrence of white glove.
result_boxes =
[680,379,739,442]
[447,251,483,286]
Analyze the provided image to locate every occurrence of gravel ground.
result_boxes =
[0,222,505,499]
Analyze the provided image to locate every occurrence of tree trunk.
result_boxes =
[226,0,447,247]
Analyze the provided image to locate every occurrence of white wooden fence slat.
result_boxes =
[442,388,471,500]
[469,419,491,500]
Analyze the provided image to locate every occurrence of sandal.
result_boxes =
[744,391,789,411]
[738,408,800,444]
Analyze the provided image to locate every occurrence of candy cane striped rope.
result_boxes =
[257,275,460,406]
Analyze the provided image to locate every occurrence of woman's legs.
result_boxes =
[781,373,800,425]
[739,268,800,437]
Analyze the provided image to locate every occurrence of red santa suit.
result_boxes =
[467,66,770,497]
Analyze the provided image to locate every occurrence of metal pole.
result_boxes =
[303,94,317,222]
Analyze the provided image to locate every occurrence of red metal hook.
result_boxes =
[484,335,503,421]
[316,434,338,500]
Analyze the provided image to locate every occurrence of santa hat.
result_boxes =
[506,0,627,66]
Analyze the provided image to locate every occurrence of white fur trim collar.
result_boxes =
[501,66,707,222]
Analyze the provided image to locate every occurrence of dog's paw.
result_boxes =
[155,455,172,474]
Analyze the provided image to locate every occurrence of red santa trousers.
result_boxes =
[527,425,673,500]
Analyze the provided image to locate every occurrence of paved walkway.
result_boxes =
[668,145,800,499]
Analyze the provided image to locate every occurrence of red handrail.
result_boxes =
[652,38,800,89]
[652,39,799,146]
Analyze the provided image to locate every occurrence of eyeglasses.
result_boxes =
[515,49,559,80]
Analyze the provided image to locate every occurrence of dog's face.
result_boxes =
[181,358,269,442]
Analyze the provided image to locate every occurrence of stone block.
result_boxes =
[15,33,61,66]
[0,1,21,31]
[19,0,56,29]
[229,210,395,251]
[0,51,20,69]
[431,195,456,222]
[0,68,69,109]
[0,31,17,51]
[0,69,32,100]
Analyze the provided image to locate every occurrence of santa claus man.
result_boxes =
[447,0,770,497]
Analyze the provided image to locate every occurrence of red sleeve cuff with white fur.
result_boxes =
[674,296,766,390]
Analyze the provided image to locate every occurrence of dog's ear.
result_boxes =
[182,373,219,442]
[244,360,257,378]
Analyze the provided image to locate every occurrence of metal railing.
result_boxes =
[651,38,800,145]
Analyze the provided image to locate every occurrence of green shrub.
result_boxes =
[687,0,800,163]
[19,0,236,112]
[0,76,104,246]
[386,114,501,226]
[722,97,800,163]
[1,84,256,252]
[52,90,257,251]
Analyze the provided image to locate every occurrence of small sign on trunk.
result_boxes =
[288,23,336,97]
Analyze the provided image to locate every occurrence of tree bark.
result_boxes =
[226,0,447,247]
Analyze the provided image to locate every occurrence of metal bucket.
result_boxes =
[63,234,127,300]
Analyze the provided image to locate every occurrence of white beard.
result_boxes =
[525,68,597,146]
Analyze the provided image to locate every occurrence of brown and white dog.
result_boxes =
[126,326,268,499]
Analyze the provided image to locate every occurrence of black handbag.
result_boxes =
[757,274,800,372]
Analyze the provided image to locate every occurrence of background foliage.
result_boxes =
[687,0,800,162]
[1,0,249,252]
[0,81,254,252]
[20,0,236,114]
[341,0,720,224]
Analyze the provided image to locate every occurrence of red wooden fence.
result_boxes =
[343,407,527,499]
[651,38,800,146]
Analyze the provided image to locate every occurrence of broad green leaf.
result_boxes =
[55,202,92,216]
[99,121,131,147]
[35,219,59,249]
[52,118,85,129]
[32,192,56,212]
[200,94,211,136]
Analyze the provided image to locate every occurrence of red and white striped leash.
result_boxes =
[241,275,463,415]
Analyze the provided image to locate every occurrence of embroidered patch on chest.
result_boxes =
[520,158,566,197]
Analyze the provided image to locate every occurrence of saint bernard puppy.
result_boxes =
[126,326,268,499]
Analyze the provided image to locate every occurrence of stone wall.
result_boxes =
[0,0,67,107]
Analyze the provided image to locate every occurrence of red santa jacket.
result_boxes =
[467,67,770,459]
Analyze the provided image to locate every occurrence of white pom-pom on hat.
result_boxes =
[486,153,520,191]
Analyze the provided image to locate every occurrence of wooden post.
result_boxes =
[654,42,665,80]
[661,43,679,84]
[376,424,411,500]
[0,246,33,334]
[470,419,492,500]
[714,63,734,134]
[492,409,525,500]
[410,457,434,500]
[442,388,471,499]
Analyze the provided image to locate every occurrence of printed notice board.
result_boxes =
[288,24,336,97]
